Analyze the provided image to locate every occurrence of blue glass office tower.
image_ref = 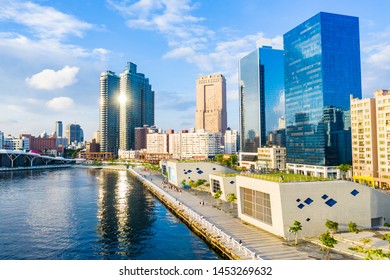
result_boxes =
[119,62,154,150]
[239,46,284,153]
[284,12,362,166]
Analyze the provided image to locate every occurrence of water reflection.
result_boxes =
[97,170,156,259]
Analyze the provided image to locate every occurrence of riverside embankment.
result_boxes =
[99,165,322,260]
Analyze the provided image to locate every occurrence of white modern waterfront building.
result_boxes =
[236,176,390,238]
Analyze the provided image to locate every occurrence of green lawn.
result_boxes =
[242,173,332,183]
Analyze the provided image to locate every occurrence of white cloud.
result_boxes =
[0,1,92,40]
[46,97,74,111]
[163,46,195,59]
[26,66,80,90]
[361,27,390,95]
[366,45,390,69]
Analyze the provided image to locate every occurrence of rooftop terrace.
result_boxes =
[216,172,333,183]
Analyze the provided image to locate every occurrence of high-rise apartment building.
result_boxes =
[119,62,154,151]
[66,123,84,144]
[100,70,120,155]
[239,46,284,152]
[284,12,362,176]
[374,90,390,189]
[195,74,227,134]
[55,121,63,138]
[350,94,378,186]
[351,90,390,189]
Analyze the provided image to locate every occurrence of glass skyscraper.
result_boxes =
[100,70,120,155]
[284,12,362,167]
[239,46,284,153]
[119,62,154,150]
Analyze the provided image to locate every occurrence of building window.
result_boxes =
[241,188,272,225]
[211,179,221,193]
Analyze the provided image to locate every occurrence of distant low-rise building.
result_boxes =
[257,147,286,171]
[224,128,239,154]
[0,131,4,149]
[4,135,30,150]
[86,139,100,153]
[118,149,139,159]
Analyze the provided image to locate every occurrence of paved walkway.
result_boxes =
[129,166,359,260]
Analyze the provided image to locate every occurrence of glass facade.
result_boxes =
[284,12,362,166]
[239,46,284,152]
[100,71,120,155]
[119,62,154,150]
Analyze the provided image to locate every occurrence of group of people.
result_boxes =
[162,180,182,193]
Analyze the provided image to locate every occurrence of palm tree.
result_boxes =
[213,189,223,206]
[319,231,337,260]
[227,193,237,209]
[289,220,302,246]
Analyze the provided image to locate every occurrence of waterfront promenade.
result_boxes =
[103,165,358,260]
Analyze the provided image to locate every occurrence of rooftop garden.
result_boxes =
[211,172,333,182]
[241,172,333,183]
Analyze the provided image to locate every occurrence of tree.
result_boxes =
[337,164,352,180]
[348,221,360,233]
[325,219,339,234]
[214,154,223,164]
[289,220,302,246]
[227,193,237,209]
[213,189,223,206]
[319,231,337,260]
[382,233,390,252]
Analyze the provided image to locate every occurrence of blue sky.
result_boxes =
[1,0,389,140]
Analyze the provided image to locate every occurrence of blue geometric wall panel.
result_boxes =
[322,194,328,200]
[212,168,216,170]
[230,181,234,184]
[304,198,313,205]
[187,170,192,173]
[351,189,359,196]
[306,218,311,222]
[197,170,203,174]
[196,168,199,170]
[297,203,305,209]
[325,198,337,207]
[296,199,301,202]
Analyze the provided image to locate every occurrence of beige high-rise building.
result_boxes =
[195,74,227,134]
[374,90,390,188]
[350,95,378,186]
[350,90,390,189]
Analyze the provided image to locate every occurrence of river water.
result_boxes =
[0,168,219,260]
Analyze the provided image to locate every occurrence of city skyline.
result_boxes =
[1,0,390,140]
